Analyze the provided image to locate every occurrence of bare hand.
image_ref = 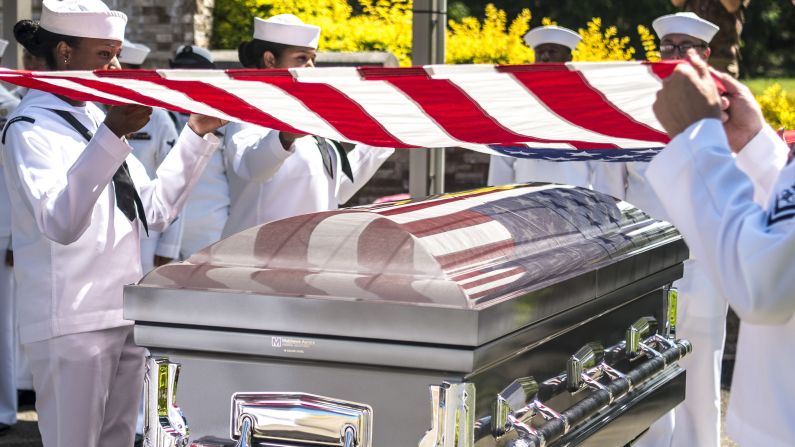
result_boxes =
[104,105,153,138]
[187,114,228,137]
[652,50,722,138]
[712,71,766,153]
[153,255,173,267]
[279,131,305,150]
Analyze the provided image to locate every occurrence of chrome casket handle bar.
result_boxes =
[513,338,692,447]
[626,316,658,357]
[143,357,189,447]
[566,342,606,392]
[418,382,476,447]
[230,392,373,447]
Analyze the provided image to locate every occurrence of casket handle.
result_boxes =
[566,342,606,392]
[143,356,190,447]
[625,316,658,357]
[230,392,372,447]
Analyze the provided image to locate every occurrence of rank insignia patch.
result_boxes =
[767,183,795,226]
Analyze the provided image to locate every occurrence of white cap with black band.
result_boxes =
[253,14,321,49]
[40,0,127,42]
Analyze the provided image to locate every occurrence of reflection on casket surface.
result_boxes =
[124,184,689,446]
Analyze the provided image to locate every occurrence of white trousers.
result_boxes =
[25,325,145,447]
[0,260,16,425]
[633,261,728,447]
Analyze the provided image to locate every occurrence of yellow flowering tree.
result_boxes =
[756,84,795,130]
[446,5,534,64]
[571,18,634,62]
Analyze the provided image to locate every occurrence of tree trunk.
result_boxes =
[675,0,749,77]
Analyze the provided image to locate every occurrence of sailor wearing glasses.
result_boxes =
[595,12,744,447]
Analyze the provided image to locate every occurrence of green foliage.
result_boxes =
[212,0,255,50]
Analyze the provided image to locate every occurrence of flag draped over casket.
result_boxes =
[0,61,681,162]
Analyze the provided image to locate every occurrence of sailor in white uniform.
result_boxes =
[0,36,22,437]
[119,40,184,273]
[221,14,394,238]
[169,45,232,258]
[1,2,224,445]
[599,13,745,447]
[488,26,593,189]
[647,50,793,447]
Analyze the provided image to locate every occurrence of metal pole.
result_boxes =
[410,0,446,198]
[2,0,32,69]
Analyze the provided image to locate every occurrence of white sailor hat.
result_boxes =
[652,12,719,44]
[523,25,582,50]
[0,39,8,58]
[40,0,127,42]
[253,14,321,49]
[119,40,150,65]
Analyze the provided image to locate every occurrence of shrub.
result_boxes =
[756,83,795,130]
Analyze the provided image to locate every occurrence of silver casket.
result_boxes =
[124,184,691,447]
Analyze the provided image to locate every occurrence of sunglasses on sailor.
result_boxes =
[659,43,708,57]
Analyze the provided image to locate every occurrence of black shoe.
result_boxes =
[0,423,10,436]
[17,389,36,407]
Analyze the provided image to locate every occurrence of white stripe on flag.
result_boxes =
[292,67,468,148]
[75,73,240,122]
[159,70,347,140]
[31,72,136,104]
[426,64,658,148]
[572,62,666,133]
[419,220,513,257]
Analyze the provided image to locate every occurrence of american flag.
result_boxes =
[143,184,671,305]
[0,61,681,162]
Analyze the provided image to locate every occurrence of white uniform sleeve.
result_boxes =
[4,122,132,244]
[0,169,11,251]
[338,145,395,205]
[227,127,294,182]
[646,119,795,325]
[487,154,515,186]
[153,115,184,259]
[734,126,790,206]
[591,162,628,200]
[135,126,220,232]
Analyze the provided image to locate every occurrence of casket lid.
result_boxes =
[126,184,686,346]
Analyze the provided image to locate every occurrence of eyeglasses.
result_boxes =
[659,43,708,55]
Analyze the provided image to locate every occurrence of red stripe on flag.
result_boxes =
[56,70,194,114]
[0,75,127,105]
[435,240,515,272]
[137,76,307,134]
[461,267,525,291]
[452,265,525,284]
[502,67,669,144]
[229,72,406,148]
[647,61,678,81]
[382,77,617,149]
[648,61,727,95]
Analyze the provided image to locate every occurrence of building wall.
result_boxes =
[0,0,213,68]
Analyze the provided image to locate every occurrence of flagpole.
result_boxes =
[410,0,447,198]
